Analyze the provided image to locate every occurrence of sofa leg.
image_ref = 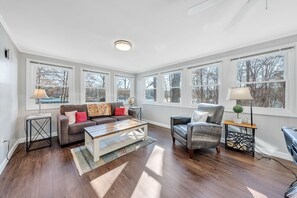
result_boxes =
[189,149,194,158]
[172,137,175,144]
[216,146,220,153]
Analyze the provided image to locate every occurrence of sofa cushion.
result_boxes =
[111,115,132,121]
[173,124,188,140]
[76,112,87,123]
[87,103,111,117]
[110,102,124,116]
[60,104,87,116]
[91,117,117,125]
[115,107,125,116]
[68,120,96,135]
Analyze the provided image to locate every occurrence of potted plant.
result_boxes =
[233,105,243,124]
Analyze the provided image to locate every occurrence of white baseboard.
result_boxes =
[143,119,170,129]
[0,132,58,175]
[0,139,21,175]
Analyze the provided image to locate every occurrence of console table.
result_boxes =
[224,120,257,157]
[25,113,52,152]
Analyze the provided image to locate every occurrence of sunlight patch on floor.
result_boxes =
[130,171,162,198]
[90,162,128,198]
[146,145,165,176]
[247,187,268,198]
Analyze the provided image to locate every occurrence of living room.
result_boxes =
[1,0,297,197]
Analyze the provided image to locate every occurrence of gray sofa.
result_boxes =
[57,102,136,146]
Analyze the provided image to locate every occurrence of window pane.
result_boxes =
[37,86,69,104]
[192,86,218,104]
[145,89,157,102]
[145,76,157,89]
[85,88,106,102]
[85,73,105,88]
[36,66,69,87]
[237,55,285,83]
[117,90,130,102]
[117,77,131,89]
[237,82,285,108]
[192,66,218,86]
[163,72,181,88]
[164,88,180,103]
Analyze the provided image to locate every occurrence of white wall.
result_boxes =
[0,23,19,172]
[136,34,297,160]
[17,53,136,139]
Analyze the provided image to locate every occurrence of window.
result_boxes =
[82,69,109,103]
[26,60,75,110]
[115,75,134,102]
[144,75,157,102]
[235,52,286,108]
[190,64,219,104]
[163,71,181,103]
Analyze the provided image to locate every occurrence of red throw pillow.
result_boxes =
[76,112,87,123]
[115,107,125,116]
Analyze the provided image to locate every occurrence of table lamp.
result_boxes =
[227,87,254,125]
[30,88,49,115]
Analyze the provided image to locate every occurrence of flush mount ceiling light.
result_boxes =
[114,40,132,51]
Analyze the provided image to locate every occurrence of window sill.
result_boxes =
[142,103,297,118]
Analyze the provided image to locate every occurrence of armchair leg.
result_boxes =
[189,149,194,158]
[216,146,220,153]
[172,137,175,144]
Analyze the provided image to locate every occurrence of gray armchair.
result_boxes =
[171,103,225,158]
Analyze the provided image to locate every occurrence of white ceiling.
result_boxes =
[0,0,297,73]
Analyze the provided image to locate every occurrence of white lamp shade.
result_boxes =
[227,87,254,101]
[30,88,49,99]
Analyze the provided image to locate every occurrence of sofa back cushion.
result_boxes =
[60,104,87,116]
[87,103,111,117]
[110,102,124,116]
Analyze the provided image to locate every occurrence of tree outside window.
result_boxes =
[163,72,181,103]
[35,66,70,104]
[116,76,132,102]
[144,76,157,102]
[84,71,107,102]
[191,65,219,104]
[236,53,285,108]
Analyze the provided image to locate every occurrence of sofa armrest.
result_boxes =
[128,109,137,119]
[57,114,69,146]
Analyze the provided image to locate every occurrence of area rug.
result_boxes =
[71,137,156,175]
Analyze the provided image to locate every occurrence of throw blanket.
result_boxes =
[87,103,111,117]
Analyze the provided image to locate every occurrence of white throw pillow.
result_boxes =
[191,110,208,123]
[120,106,129,116]
[65,110,77,125]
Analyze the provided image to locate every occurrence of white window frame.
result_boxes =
[229,45,296,116]
[81,68,110,104]
[143,75,158,103]
[162,70,182,104]
[114,74,134,103]
[189,63,220,105]
[26,59,75,110]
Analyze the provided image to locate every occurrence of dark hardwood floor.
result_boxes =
[0,124,296,198]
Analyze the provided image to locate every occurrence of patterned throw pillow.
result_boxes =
[65,110,77,125]
[87,103,111,117]
[191,110,208,123]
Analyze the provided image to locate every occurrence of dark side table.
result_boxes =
[25,113,52,152]
[129,106,142,120]
[224,120,257,157]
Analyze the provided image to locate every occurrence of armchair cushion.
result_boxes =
[173,124,187,140]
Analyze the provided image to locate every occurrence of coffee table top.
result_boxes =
[84,119,148,139]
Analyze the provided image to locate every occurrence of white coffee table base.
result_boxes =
[85,124,148,162]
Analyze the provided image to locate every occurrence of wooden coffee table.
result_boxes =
[84,119,148,162]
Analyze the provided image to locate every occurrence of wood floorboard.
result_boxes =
[0,124,296,198]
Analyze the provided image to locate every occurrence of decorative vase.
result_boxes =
[234,118,242,124]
